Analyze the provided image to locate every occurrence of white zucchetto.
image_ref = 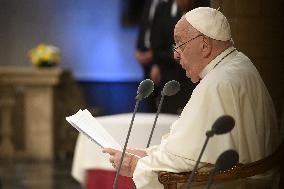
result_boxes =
[185,7,231,41]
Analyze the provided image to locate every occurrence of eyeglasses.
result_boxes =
[172,34,203,54]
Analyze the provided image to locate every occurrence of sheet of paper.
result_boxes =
[66,109,122,150]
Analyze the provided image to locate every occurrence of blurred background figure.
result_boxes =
[135,0,160,113]
[136,0,210,114]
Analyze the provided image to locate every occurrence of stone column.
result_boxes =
[0,66,63,161]
[0,89,15,158]
[24,86,54,160]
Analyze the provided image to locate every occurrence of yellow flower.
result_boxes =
[28,43,60,67]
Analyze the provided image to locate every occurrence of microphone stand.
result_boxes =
[130,95,165,189]
[131,80,179,188]
[185,115,235,189]
[132,83,172,188]
[146,94,165,148]
[113,100,140,189]
[185,131,213,189]
[131,93,166,189]
[205,166,218,189]
[205,149,239,189]
[146,80,180,147]
[112,79,154,189]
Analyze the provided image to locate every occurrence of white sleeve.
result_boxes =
[132,145,198,189]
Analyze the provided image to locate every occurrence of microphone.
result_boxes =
[136,79,155,100]
[112,79,154,189]
[205,149,239,189]
[162,80,180,96]
[146,80,180,148]
[185,115,235,189]
[206,115,235,137]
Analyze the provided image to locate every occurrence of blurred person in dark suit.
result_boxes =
[135,0,209,114]
[135,0,160,113]
[149,0,209,114]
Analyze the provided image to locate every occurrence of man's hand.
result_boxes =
[102,148,141,177]
[150,65,161,85]
[135,50,153,65]
[126,148,147,158]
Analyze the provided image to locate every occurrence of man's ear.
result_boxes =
[201,36,212,58]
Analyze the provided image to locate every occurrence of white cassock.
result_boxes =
[132,47,281,189]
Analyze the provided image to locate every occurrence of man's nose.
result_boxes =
[174,51,180,62]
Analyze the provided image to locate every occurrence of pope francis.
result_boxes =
[103,7,280,189]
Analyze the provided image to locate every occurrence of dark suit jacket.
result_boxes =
[151,0,185,82]
[136,0,157,80]
[136,0,155,52]
[150,0,196,113]
[137,0,209,113]
[150,0,209,82]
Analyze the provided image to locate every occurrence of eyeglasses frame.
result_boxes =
[172,34,203,54]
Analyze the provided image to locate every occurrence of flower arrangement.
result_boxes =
[28,43,61,67]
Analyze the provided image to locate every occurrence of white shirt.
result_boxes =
[133,47,280,189]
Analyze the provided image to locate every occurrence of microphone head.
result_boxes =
[161,80,180,96]
[136,79,154,100]
[211,115,235,135]
[215,149,239,171]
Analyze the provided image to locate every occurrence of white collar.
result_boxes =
[199,46,236,79]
